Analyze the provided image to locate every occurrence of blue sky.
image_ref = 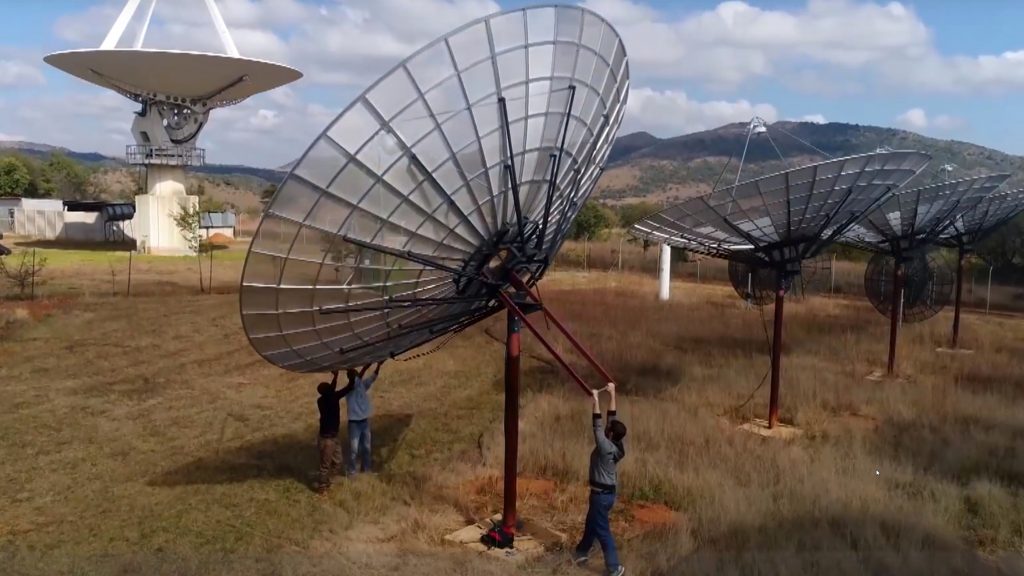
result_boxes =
[3,0,1024,168]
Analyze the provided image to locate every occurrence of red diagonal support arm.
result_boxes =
[498,291,593,396]
[508,274,616,385]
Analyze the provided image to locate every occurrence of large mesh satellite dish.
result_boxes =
[241,5,628,372]
[864,251,953,323]
[840,173,1010,374]
[241,5,628,543]
[630,151,932,428]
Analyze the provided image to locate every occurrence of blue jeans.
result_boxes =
[576,490,619,573]
[347,419,371,474]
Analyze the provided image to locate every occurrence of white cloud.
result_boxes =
[896,107,929,130]
[798,114,827,124]
[0,59,45,87]
[51,0,500,87]
[624,87,778,136]
[0,133,26,141]
[583,0,931,89]
[247,109,282,130]
[584,0,1024,94]
[895,107,965,132]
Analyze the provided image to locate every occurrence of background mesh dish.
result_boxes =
[864,251,954,323]
[727,253,833,305]
[629,151,932,266]
[240,5,629,372]
[841,173,1010,250]
[938,188,1024,249]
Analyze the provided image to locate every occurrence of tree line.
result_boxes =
[0,152,101,200]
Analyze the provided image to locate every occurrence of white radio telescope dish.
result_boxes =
[43,0,302,255]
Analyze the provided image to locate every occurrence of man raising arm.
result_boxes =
[573,383,627,576]
[345,361,384,476]
[315,370,349,493]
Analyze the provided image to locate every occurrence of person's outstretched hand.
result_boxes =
[606,382,616,395]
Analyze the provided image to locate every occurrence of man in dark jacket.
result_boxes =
[573,382,627,576]
[315,370,347,493]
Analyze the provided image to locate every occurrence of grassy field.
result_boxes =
[2,241,1024,575]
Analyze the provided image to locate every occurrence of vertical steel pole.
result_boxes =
[768,279,786,429]
[127,250,133,297]
[617,236,623,272]
[887,259,903,376]
[951,247,964,348]
[502,307,521,534]
[986,266,993,315]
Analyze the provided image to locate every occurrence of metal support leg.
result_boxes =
[502,308,521,534]
[952,248,964,349]
[887,259,904,376]
[768,284,786,429]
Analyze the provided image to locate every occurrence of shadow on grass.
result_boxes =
[876,416,1024,488]
[651,513,1011,576]
[150,413,413,490]
[14,239,136,252]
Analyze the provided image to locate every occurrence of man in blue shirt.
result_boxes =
[341,361,384,475]
[573,382,627,576]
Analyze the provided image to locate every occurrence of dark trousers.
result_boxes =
[316,435,341,490]
[347,419,372,474]
[576,490,620,573]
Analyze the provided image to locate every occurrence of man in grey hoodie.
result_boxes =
[341,361,383,475]
[574,382,627,576]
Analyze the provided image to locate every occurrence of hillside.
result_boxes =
[595,121,1024,204]
[5,120,1023,211]
[0,141,284,213]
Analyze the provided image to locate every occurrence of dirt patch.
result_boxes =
[207,232,233,246]
[619,502,679,537]
[0,297,72,338]
[461,475,558,506]
[458,474,678,541]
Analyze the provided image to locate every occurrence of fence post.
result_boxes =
[830,253,836,296]
[30,249,36,301]
[617,236,623,272]
[986,265,993,315]
[583,235,589,272]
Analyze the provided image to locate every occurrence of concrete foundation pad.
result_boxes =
[864,370,908,383]
[445,514,566,562]
[935,347,975,355]
[737,418,804,440]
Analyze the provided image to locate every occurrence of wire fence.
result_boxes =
[552,237,1024,315]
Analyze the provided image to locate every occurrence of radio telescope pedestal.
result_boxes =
[44,0,301,254]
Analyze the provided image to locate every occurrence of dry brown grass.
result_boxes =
[2,246,1024,575]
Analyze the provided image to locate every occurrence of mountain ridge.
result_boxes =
[596,121,1024,204]
[4,120,1022,209]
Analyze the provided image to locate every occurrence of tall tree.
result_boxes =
[42,153,93,200]
[0,157,31,197]
[569,200,617,240]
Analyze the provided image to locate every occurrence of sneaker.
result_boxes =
[608,566,625,576]
[571,552,589,566]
